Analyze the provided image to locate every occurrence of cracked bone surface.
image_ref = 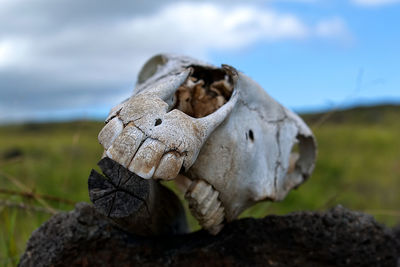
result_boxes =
[97,54,317,235]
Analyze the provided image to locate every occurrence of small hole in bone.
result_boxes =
[248,130,254,142]
[173,66,233,118]
[155,118,162,126]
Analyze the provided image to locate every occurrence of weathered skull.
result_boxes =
[98,54,317,234]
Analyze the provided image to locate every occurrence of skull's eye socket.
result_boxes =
[287,134,316,179]
[288,142,299,175]
[173,65,234,118]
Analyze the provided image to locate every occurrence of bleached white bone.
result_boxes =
[98,54,317,234]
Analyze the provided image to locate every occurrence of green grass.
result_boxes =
[1,105,400,265]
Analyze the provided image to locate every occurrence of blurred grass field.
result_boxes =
[1,104,400,266]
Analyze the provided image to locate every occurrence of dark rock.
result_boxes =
[19,203,399,267]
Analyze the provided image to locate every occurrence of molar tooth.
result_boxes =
[98,117,124,150]
[200,201,221,222]
[186,180,212,204]
[203,207,224,228]
[185,179,225,235]
[129,138,166,179]
[198,189,219,216]
[153,152,183,180]
[106,124,144,167]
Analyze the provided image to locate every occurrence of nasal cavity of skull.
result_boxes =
[173,66,234,118]
[288,141,300,174]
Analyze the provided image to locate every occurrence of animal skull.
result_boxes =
[98,54,317,234]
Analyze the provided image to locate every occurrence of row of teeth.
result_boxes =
[98,117,226,234]
[99,118,182,180]
[185,179,225,235]
[101,152,226,235]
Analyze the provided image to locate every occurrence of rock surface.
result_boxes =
[19,203,399,267]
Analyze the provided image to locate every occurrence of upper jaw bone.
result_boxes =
[98,62,237,182]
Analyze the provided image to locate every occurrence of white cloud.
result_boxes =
[0,3,316,89]
[0,39,30,68]
[0,42,12,67]
[351,0,400,6]
[0,3,345,73]
[315,17,353,42]
[0,1,352,122]
[126,3,309,53]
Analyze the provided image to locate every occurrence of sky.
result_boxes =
[0,0,399,123]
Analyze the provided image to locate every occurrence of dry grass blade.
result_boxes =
[310,107,340,130]
[0,170,56,214]
[0,188,76,206]
[0,199,59,214]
